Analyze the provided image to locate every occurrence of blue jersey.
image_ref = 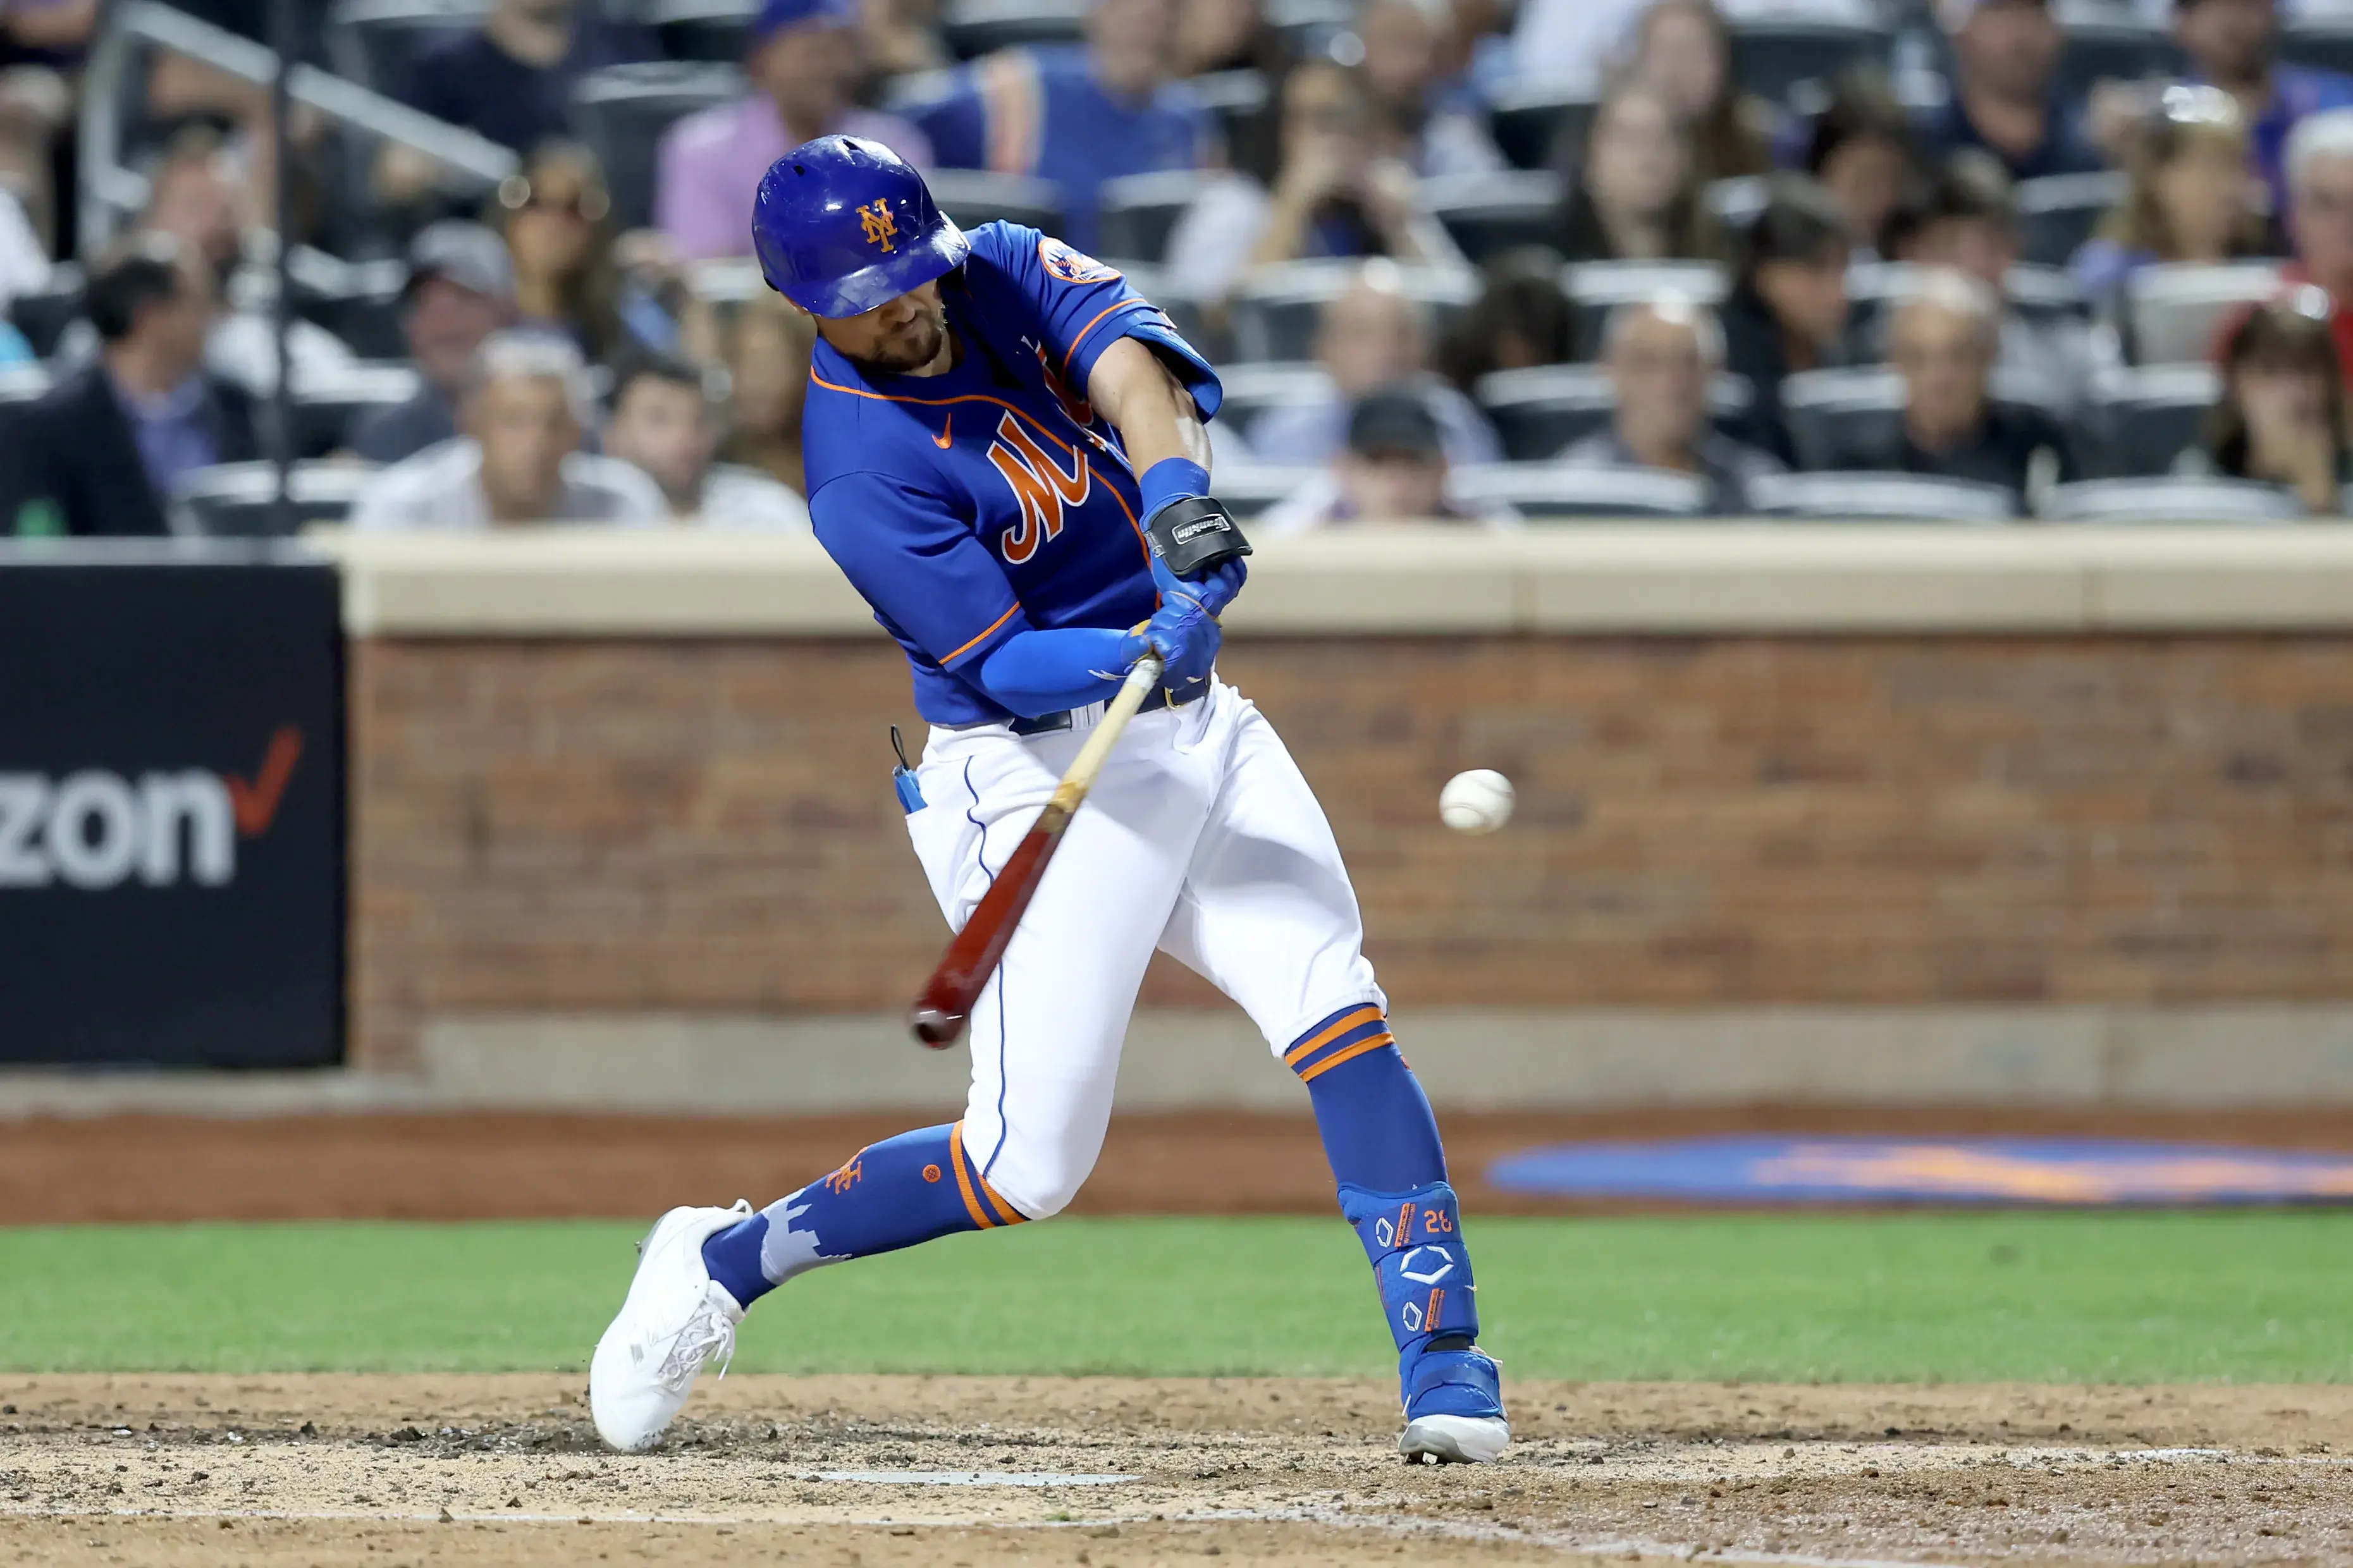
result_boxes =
[909,46,1207,254]
[804,221,1224,726]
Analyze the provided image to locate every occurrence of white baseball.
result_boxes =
[1439,769,1514,835]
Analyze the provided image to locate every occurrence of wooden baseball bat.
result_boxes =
[908,652,1167,1048]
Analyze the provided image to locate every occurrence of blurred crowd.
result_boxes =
[6,0,2353,532]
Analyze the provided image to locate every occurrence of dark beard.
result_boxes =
[845,305,949,376]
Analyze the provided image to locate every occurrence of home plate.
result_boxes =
[798,1470,1139,1486]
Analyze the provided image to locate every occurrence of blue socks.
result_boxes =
[700,1122,1024,1309]
[1286,1004,1447,1193]
[1289,1005,1492,1409]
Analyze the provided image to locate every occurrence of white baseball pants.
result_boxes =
[905,678,1384,1220]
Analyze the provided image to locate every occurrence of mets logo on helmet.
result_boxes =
[858,200,899,252]
[986,410,1089,564]
[1038,237,1118,284]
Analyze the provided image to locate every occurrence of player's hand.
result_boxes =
[1150,549,1247,617]
[1118,592,1222,701]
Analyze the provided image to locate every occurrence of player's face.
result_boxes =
[817,279,950,375]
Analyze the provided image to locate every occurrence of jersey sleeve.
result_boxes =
[979,223,1224,422]
[809,469,1031,673]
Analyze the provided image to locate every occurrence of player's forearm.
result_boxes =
[1087,338,1209,483]
[976,627,1133,718]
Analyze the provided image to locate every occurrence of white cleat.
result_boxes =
[589,1201,753,1452]
[1398,1414,1512,1464]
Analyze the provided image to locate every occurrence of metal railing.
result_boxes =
[78,0,520,258]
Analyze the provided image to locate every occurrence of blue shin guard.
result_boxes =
[1337,1180,1505,1422]
[1291,1004,1504,1430]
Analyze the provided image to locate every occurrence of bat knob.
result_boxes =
[909,1005,965,1048]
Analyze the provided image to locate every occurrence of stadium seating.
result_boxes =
[1488,83,1597,171]
[2052,1,2180,98]
[2280,16,2353,76]
[646,0,757,62]
[1190,69,1272,144]
[1724,16,1891,107]
[1215,362,1333,430]
[925,169,1066,235]
[2123,262,2285,364]
[1266,0,1354,54]
[2081,363,2220,477]
[1424,171,1564,264]
[2037,476,2307,522]
[2015,171,2126,269]
[570,62,746,231]
[1843,261,2089,360]
[289,362,426,459]
[1746,470,2019,522]
[1097,169,1212,266]
[169,463,380,538]
[1205,465,1320,518]
[9,266,82,360]
[325,0,489,95]
[1561,260,1728,355]
[0,364,49,403]
[1704,176,1769,231]
[1473,364,1754,462]
[1459,463,1709,518]
[941,0,1088,58]
[1228,260,1480,363]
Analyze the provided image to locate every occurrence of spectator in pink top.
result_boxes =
[654,0,932,260]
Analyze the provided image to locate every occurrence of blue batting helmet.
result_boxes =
[753,136,969,318]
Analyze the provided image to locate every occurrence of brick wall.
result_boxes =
[348,635,2353,1069]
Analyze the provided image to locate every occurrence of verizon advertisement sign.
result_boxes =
[0,552,341,1067]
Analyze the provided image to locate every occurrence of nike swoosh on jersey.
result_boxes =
[933,413,953,449]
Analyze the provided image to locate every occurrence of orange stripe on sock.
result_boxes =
[1296,1032,1396,1084]
[948,1122,994,1230]
[1283,1006,1383,1067]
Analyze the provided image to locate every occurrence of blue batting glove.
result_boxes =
[1151,551,1247,616]
[1116,592,1222,702]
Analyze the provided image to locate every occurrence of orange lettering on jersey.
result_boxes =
[989,409,1089,564]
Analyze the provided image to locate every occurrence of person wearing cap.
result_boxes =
[2175,0,2353,214]
[1261,384,1519,533]
[655,0,933,262]
[1915,0,2104,183]
[906,0,1207,254]
[1559,295,1783,515]
[352,223,520,465]
[351,332,665,531]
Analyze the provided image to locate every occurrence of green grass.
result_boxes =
[1,1213,2348,1382]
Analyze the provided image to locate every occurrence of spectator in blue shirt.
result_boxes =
[1916,0,2104,183]
[401,0,658,155]
[2175,0,2353,215]
[908,0,1206,252]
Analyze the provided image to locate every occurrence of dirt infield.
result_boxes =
[10,1103,2353,1224]
[1,1375,2347,1565]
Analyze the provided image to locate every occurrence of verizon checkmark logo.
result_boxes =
[0,725,305,890]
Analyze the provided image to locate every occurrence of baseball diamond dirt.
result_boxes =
[2,1375,2349,1565]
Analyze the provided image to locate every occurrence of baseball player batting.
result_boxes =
[587,135,1508,1465]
